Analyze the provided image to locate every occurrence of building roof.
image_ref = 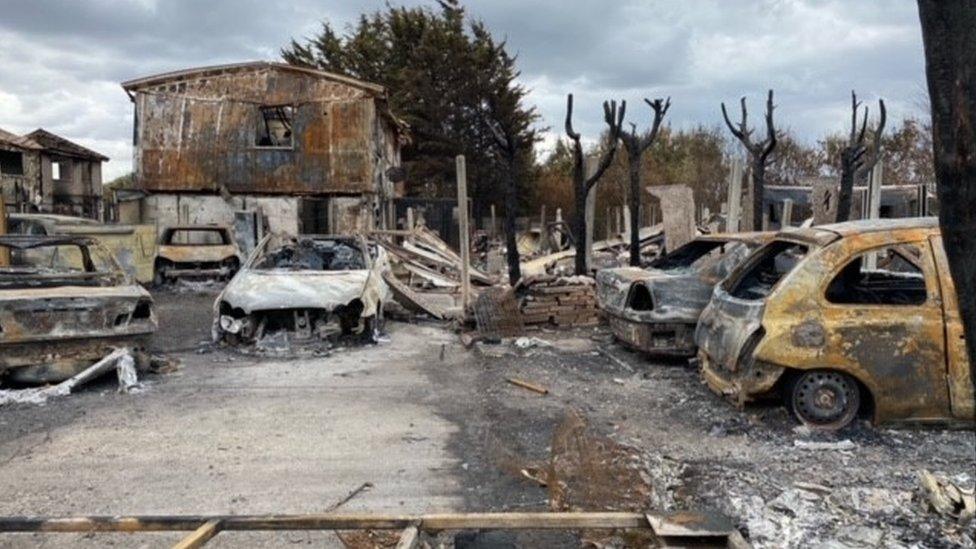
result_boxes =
[25,129,109,162]
[120,61,387,96]
[0,127,43,151]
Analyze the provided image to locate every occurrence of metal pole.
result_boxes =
[584,156,597,271]
[456,155,471,311]
[0,193,8,267]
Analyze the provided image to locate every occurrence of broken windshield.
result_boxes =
[651,240,736,272]
[0,243,118,289]
[163,228,230,246]
[253,238,366,271]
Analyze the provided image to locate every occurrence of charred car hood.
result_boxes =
[0,284,155,346]
[219,269,371,313]
[596,266,714,323]
[158,244,238,263]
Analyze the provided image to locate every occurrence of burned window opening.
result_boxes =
[826,246,927,305]
[254,239,366,272]
[162,228,230,246]
[255,105,294,148]
[52,161,63,180]
[728,240,808,300]
[627,284,654,311]
[0,150,24,176]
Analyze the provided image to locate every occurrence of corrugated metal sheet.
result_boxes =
[129,65,396,196]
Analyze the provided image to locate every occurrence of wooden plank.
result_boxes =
[172,520,222,549]
[456,155,471,311]
[0,193,8,267]
[395,524,420,549]
[0,512,650,533]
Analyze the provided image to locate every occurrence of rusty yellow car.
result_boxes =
[154,225,242,284]
[596,233,770,356]
[696,217,975,430]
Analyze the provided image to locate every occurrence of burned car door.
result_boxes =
[819,241,951,420]
[928,235,976,420]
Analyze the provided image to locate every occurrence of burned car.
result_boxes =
[213,234,390,347]
[0,235,156,384]
[696,217,976,430]
[596,233,770,356]
[154,225,242,284]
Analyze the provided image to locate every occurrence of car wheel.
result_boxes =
[153,270,166,286]
[789,369,861,431]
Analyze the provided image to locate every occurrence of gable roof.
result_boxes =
[120,61,386,96]
[0,127,43,151]
[26,129,109,162]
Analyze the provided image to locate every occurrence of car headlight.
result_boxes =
[220,315,243,334]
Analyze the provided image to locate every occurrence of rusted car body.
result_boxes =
[696,217,975,429]
[155,225,242,284]
[596,233,769,356]
[8,213,158,284]
[213,234,390,346]
[0,235,156,384]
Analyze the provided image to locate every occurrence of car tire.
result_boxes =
[788,369,861,431]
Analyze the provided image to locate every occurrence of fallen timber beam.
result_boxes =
[0,512,659,532]
[0,512,747,548]
[172,519,222,549]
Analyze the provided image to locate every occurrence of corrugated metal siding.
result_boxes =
[133,67,388,196]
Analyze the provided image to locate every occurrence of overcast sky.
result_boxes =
[0,0,927,180]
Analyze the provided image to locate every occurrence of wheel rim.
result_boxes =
[792,370,859,430]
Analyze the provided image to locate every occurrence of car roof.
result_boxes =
[774,217,939,246]
[697,231,774,245]
[0,234,95,249]
[165,224,231,231]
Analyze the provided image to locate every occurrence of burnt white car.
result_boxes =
[213,234,390,346]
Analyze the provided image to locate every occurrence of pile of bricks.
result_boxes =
[519,276,602,327]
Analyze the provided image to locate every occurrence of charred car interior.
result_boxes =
[154,225,242,284]
[213,235,390,349]
[0,235,156,384]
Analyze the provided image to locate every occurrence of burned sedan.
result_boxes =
[154,225,242,284]
[213,234,390,347]
[596,233,769,356]
[0,235,156,384]
[696,218,976,430]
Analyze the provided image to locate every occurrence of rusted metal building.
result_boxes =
[120,62,405,239]
[0,127,108,220]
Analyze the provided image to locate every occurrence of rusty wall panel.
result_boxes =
[134,67,391,196]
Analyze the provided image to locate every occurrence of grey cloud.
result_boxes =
[0,0,929,179]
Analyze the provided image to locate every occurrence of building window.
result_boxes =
[0,150,24,175]
[52,161,62,180]
[255,105,294,148]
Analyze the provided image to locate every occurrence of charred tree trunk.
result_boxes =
[626,158,642,264]
[565,94,626,275]
[721,91,777,231]
[836,91,886,222]
[918,0,976,390]
[503,155,521,285]
[621,98,670,266]
[835,162,857,223]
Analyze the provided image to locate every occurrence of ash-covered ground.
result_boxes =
[0,288,972,548]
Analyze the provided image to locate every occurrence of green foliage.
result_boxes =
[282,0,540,220]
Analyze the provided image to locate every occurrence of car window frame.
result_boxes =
[818,238,937,309]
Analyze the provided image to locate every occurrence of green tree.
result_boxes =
[282,1,540,224]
